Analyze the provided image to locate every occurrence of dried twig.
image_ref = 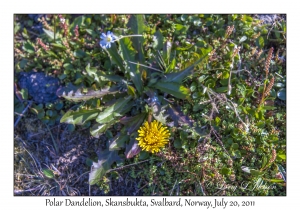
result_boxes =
[198,182,206,196]
[45,124,59,154]
[203,86,249,132]
[169,179,178,196]
[14,101,33,128]
[206,91,219,114]
[267,21,277,39]
[107,159,150,173]
[211,128,232,159]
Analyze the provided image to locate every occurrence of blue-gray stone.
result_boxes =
[18,72,60,103]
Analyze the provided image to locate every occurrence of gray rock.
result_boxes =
[257,14,278,24]
[18,72,60,103]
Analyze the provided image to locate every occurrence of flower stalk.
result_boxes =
[99,31,142,49]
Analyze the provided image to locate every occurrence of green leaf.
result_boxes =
[243,15,253,22]
[193,104,204,112]
[239,36,247,43]
[256,121,265,128]
[127,85,136,98]
[256,36,264,48]
[56,84,120,102]
[99,74,123,82]
[90,123,109,138]
[193,17,202,26]
[51,42,67,50]
[233,150,242,158]
[261,156,268,169]
[174,138,182,149]
[85,29,97,38]
[23,41,35,54]
[274,83,285,88]
[19,59,28,69]
[37,110,45,119]
[166,58,176,73]
[176,43,193,51]
[139,151,149,160]
[55,102,64,110]
[74,49,87,58]
[20,88,28,100]
[198,75,208,83]
[263,106,276,110]
[60,109,99,125]
[277,164,286,182]
[96,96,132,124]
[153,107,169,125]
[163,40,172,63]
[120,112,147,134]
[70,15,85,30]
[215,116,221,126]
[220,167,231,175]
[118,100,135,116]
[205,79,216,88]
[174,24,189,34]
[195,40,206,48]
[127,14,145,62]
[14,22,21,34]
[85,63,100,84]
[22,28,29,39]
[250,169,263,177]
[89,150,121,185]
[58,74,67,80]
[167,104,193,127]
[175,23,184,31]
[153,30,164,50]
[46,110,56,117]
[119,38,143,94]
[231,143,239,150]
[277,151,286,160]
[46,50,58,58]
[89,162,107,185]
[268,179,285,183]
[277,88,286,100]
[107,43,126,72]
[125,139,141,159]
[43,28,54,40]
[153,82,190,100]
[109,134,129,151]
[163,52,210,83]
[63,63,74,70]
[215,86,228,93]
[238,97,245,105]
[43,169,55,179]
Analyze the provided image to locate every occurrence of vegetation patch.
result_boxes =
[14,14,286,196]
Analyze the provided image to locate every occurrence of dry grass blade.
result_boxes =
[14,101,33,127]
[45,124,59,154]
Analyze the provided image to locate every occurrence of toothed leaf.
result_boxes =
[56,84,119,102]
[60,109,99,125]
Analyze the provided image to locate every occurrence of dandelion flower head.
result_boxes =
[136,120,170,153]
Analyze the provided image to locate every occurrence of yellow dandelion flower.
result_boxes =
[136,120,170,153]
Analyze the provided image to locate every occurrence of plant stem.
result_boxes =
[45,124,59,154]
[113,34,143,43]
[14,101,33,127]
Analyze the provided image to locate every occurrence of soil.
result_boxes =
[14,113,142,196]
